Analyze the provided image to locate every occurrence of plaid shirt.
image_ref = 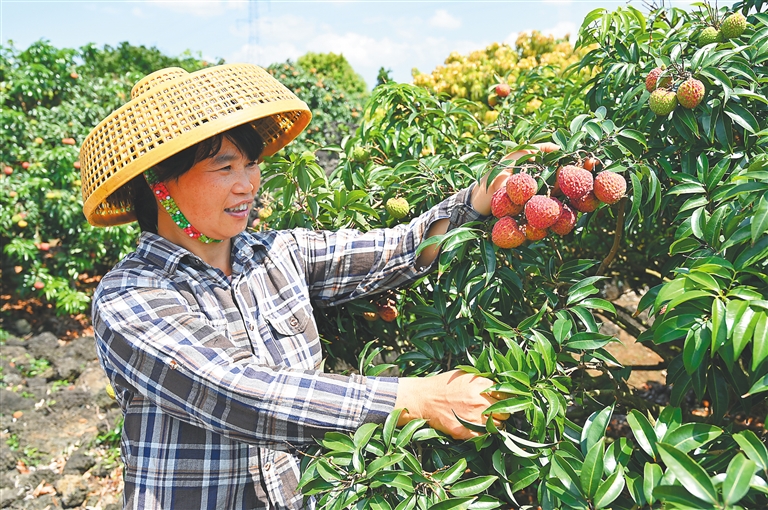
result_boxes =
[92,186,483,509]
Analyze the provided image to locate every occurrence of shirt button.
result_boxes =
[264,463,271,471]
[249,323,255,331]
[289,317,298,327]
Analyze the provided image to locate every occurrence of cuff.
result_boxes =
[360,376,399,424]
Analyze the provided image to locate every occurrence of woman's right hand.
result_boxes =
[394,370,506,440]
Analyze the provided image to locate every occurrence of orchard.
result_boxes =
[2,0,768,509]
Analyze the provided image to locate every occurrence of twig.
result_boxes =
[597,197,627,276]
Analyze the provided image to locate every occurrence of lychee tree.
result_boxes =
[286,1,768,509]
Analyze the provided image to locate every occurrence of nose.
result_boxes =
[233,164,259,194]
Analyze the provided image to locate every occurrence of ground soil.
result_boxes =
[0,283,763,509]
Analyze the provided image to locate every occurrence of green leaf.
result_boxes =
[723,453,757,506]
[746,373,768,396]
[483,396,532,415]
[683,326,709,374]
[321,432,356,452]
[656,442,718,504]
[643,463,663,505]
[425,498,475,510]
[593,469,625,509]
[371,470,414,492]
[383,409,403,450]
[553,317,573,346]
[627,410,658,460]
[565,332,614,350]
[395,419,427,447]
[733,430,768,470]
[685,271,721,293]
[368,453,405,476]
[581,438,605,499]
[753,194,768,244]
[725,102,759,133]
[752,312,768,372]
[663,423,722,453]
[581,405,613,455]
[354,423,379,448]
[448,476,498,497]
[653,485,714,509]
[710,299,727,354]
[509,466,539,493]
[316,458,344,482]
[435,459,468,485]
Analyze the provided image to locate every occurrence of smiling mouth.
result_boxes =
[225,203,250,213]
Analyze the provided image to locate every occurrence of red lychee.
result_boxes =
[506,172,537,205]
[676,78,705,109]
[492,216,526,249]
[377,304,398,322]
[557,165,593,200]
[491,187,524,218]
[550,203,578,236]
[33,281,45,290]
[593,171,627,205]
[645,66,672,92]
[523,224,548,241]
[525,195,561,229]
[3,166,12,176]
[21,162,30,170]
[495,83,511,98]
[583,157,600,171]
[571,192,601,213]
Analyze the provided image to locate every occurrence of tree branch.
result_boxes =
[597,197,627,276]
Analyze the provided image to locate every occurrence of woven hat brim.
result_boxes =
[83,102,310,227]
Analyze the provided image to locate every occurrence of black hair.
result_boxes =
[130,123,265,233]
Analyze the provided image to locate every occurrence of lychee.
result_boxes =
[21,162,30,170]
[33,281,44,290]
[62,137,76,146]
[492,216,526,249]
[557,165,593,200]
[377,304,398,322]
[506,172,537,205]
[386,197,410,219]
[571,192,601,213]
[645,66,672,92]
[699,26,721,45]
[491,187,523,218]
[351,146,370,163]
[550,203,578,236]
[525,195,561,229]
[363,311,379,322]
[523,224,548,241]
[676,78,705,109]
[593,172,627,205]
[583,157,600,172]
[721,12,747,40]
[495,83,511,98]
[649,89,678,116]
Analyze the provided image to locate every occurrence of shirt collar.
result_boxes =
[135,230,266,275]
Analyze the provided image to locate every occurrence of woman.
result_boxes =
[80,64,550,509]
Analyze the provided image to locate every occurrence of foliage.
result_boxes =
[0,40,208,314]
[276,1,768,508]
[265,60,364,157]
[411,33,593,123]
[296,52,368,99]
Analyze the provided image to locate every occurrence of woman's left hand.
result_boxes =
[470,142,560,215]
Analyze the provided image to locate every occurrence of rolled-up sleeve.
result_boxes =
[293,185,487,306]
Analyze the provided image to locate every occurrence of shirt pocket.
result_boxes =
[264,297,311,336]
[262,296,320,367]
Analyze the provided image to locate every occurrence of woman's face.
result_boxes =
[164,137,260,242]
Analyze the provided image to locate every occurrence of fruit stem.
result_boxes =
[596,197,627,276]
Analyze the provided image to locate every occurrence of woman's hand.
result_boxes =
[470,142,561,216]
[395,370,507,440]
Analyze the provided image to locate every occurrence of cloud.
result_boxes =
[542,21,578,41]
[148,0,245,18]
[429,9,462,30]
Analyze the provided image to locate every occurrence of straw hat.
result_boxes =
[80,63,312,227]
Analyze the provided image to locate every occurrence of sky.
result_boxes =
[0,0,696,88]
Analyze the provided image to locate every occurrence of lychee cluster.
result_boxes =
[699,12,747,45]
[490,163,627,249]
[645,65,705,116]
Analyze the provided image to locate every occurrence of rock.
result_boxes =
[0,444,17,471]
[54,474,88,508]
[63,446,94,474]
[0,389,34,413]
[11,319,31,336]
[0,346,28,364]
[51,336,97,381]
[26,332,58,360]
[0,487,23,507]
[104,503,121,510]
[16,469,60,491]
[54,388,92,411]
[2,336,24,347]
[11,493,63,509]
[25,377,48,399]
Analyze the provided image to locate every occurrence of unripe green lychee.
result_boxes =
[593,172,627,205]
[649,89,678,116]
[676,78,705,109]
[571,192,601,213]
[258,206,273,220]
[699,26,721,45]
[491,187,523,218]
[721,12,747,40]
[645,66,672,92]
[525,195,561,229]
[492,216,526,249]
[550,203,578,236]
[352,146,370,163]
[386,197,410,219]
[505,172,537,205]
[557,165,593,200]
